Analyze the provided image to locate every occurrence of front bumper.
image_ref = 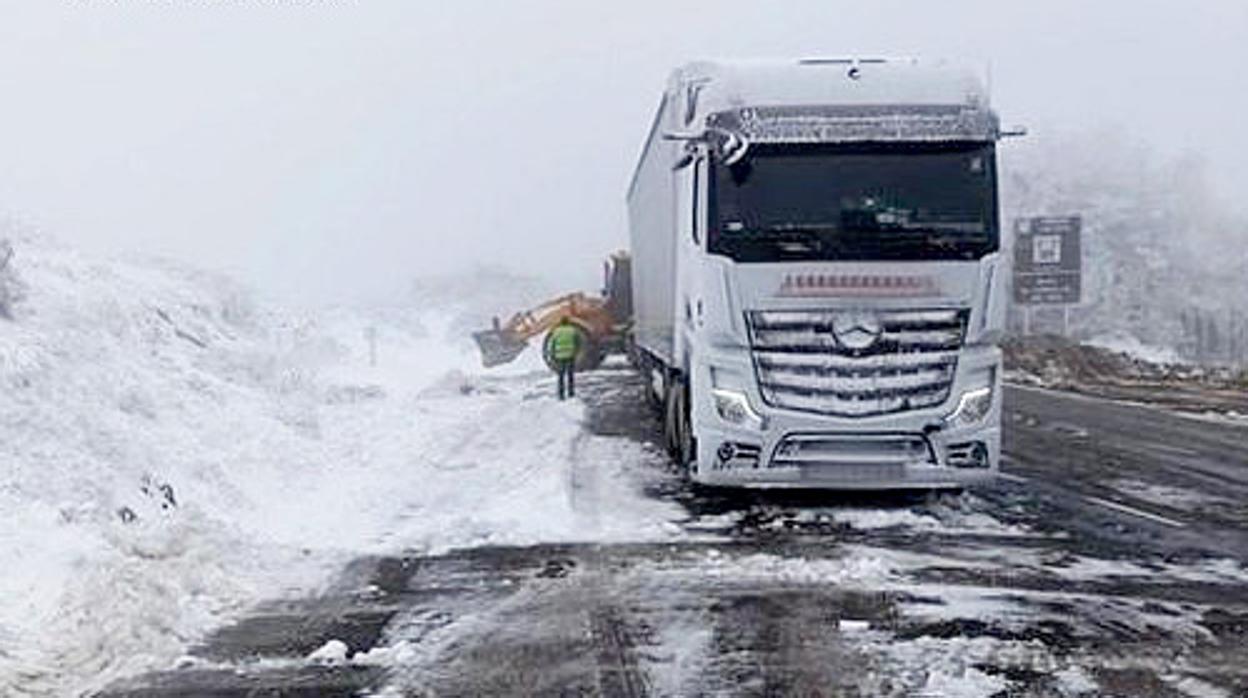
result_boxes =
[691,345,1001,490]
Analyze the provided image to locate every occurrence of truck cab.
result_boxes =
[628,58,1008,489]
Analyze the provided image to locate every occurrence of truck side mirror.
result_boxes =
[714,130,750,166]
[662,131,703,142]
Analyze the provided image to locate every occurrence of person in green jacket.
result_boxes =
[549,317,581,400]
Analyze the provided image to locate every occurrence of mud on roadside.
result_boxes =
[1004,334,1248,416]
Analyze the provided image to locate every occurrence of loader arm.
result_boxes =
[473,293,614,367]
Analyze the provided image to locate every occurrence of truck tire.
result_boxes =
[664,379,695,475]
[639,353,663,414]
[662,378,679,457]
[674,382,696,474]
[542,326,602,372]
[645,373,663,413]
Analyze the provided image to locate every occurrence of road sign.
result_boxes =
[1013,216,1081,305]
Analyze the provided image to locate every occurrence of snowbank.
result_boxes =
[0,234,678,696]
[1086,332,1185,366]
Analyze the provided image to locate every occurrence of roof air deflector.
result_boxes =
[799,57,890,66]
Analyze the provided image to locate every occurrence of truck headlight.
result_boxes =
[943,385,993,429]
[712,388,766,430]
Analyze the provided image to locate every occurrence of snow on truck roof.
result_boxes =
[663,58,999,144]
[628,58,1000,198]
[672,58,990,114]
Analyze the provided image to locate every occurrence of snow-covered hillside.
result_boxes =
[0,233,678,696]
[1001,131,1248,365]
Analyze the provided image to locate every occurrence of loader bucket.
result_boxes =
[472,329,528,368]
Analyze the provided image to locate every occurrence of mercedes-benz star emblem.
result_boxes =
[831,311,883,350]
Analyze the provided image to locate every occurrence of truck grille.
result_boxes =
[747,308,968,417]
[770,434,933,473]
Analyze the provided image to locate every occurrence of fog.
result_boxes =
[0,0,1244,304]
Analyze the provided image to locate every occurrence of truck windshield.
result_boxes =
[709,142,998,262]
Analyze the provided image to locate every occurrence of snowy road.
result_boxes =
[98,368,1248,697]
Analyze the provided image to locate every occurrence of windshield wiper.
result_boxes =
[719,222,989,260]
[719,224,825,257]
[868,226,990,259]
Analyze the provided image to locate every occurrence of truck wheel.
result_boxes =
[664,380,695,475]
[645,372,663,413]
[674,382,696,474]
[639,355,663,413]
[662,378,679,457]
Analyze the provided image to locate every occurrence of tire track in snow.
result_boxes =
[590,605,650,698]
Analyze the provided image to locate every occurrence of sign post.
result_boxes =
[1013,216,1082,334]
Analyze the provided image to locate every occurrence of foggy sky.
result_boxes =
[1,1,1244,304]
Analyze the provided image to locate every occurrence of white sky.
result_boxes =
[1,1,1244,302]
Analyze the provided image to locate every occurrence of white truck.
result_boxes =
[627,58,1010,488]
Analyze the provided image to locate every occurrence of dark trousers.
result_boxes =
[556,359,576,400]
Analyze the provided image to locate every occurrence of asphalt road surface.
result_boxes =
[100,368,1248,698]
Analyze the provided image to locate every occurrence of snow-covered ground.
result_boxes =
[1086,331,1186,366]
[0,234,681,696]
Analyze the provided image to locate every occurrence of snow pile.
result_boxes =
[0,234,679,696]
[306,639,350,664]
[1003,334,1245,392]
[692,548,896,586]
[1086,332,1185,366]
[831,499,1033,538]
[349,639,419,667]
[0,234,312,695]
[1107,478,1233,513]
